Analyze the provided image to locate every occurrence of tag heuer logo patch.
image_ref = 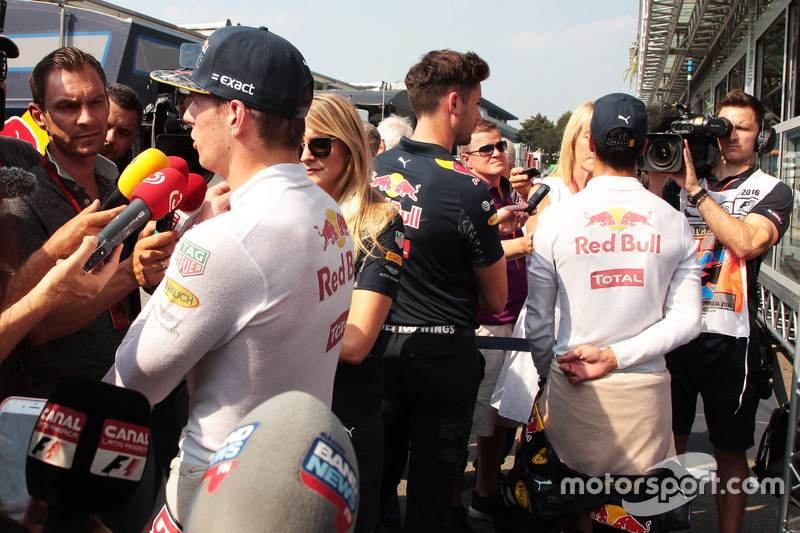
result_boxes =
[176,240,210,276]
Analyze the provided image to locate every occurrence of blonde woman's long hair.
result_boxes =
[551,101,594,184]
[306,93,398,259]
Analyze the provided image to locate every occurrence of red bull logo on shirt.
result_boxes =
[371,172,421,201]
[315,209,350,251]
[584,208,652,230]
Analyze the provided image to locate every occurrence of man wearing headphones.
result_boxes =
[652,89,791,533]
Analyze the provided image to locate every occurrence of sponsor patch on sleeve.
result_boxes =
[385,251,402,266]
[176,240,210,276]
[301,435,359,533]
[165,277,200,308]
[488,213,499,226]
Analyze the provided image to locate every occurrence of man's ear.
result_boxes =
[460,152,472,170]
[446,91,460,115]
[28,102,48,132]
[228,99,247,135]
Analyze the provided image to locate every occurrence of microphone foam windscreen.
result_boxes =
[26,378,151,513]
[0,166,38,199]
[185,391,359,533]
[181,173,208,212]
[130,167,188,220]
[168,156,190,178]
[118,148,169,198]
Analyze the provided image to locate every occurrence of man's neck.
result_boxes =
[591,161,637,180]
[224,141,299,192]
[478,173,502,189]
[713,157,754,181]
[49,144,97,190]
[409,115,454,152]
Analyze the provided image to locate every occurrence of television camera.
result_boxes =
[639,103,732,175]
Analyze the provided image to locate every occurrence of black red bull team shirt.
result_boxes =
[372,137,504,329]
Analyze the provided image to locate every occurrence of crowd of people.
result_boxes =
[0,22,794,533]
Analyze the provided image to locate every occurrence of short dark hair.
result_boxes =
[718,89,765,124]
[30,47,107,107]
[210,82,313,149]
[405,50,489,117]
[107,82,144,125]
[593,128,640,171]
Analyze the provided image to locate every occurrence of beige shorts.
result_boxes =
[472,323,518,436]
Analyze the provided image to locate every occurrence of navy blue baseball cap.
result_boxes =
[590,93,647,148]
[151,26,312,119]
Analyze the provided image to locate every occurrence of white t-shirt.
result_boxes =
[111,164,354,465]
[526,175,702,376]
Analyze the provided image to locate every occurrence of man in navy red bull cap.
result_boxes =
[525,92,701,527]
[110,26,354,526]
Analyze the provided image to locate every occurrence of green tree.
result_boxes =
[518,113,557,164]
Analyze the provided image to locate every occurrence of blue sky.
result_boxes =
[113,0,640,126]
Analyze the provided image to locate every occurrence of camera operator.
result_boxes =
[650,89,792,533]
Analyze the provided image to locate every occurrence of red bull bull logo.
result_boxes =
[371,173,421,201]
[589,504,651,533]
[315,209,350,251]
[584,208,653,230]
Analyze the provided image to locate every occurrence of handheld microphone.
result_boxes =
[84,168,187,271]
[156,172,207,233]
[99,148,169,210]
[0,166,38,199]
[167,156,189,179]
[185,391,359,533]
[26,378,151,532]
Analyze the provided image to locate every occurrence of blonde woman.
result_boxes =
[301,93,403,533]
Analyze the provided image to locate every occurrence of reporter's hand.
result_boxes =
[508,167,533,199]
[44,235,122,307]
[42,201,125,260]
[132,221,180,287]
[198,181,232,223]
[666,140,703,196]
[497,204,530,235]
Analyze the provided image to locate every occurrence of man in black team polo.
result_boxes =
[371,49,508,532]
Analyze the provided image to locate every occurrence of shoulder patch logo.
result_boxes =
[488,213,499,226]
[165,278,200,308]
[176,240,210,276]
[435,158,475,177]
